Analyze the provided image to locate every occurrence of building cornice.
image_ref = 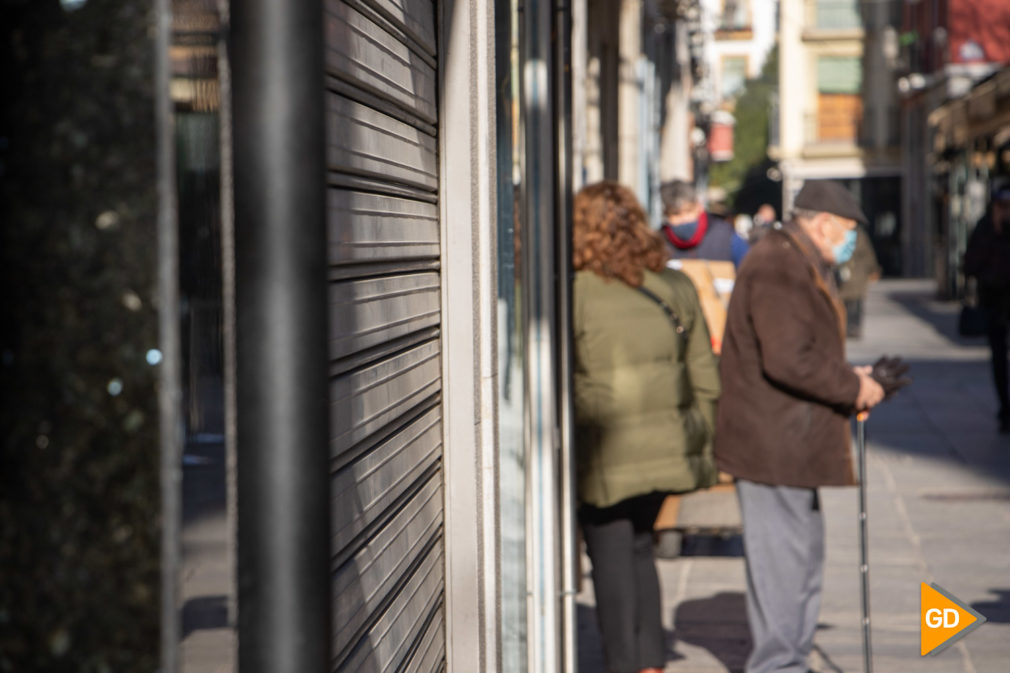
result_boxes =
[801,28,865,43]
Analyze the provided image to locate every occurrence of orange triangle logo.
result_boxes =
[921,583,987,656]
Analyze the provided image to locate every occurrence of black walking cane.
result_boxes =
[856,409,873,673]
[856,356,912,673]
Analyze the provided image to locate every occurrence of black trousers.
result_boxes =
[580,493,667,673]
[988,308,1010,419]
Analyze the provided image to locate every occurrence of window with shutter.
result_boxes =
[816,56,862,142]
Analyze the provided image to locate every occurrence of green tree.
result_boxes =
[710,45,779,213]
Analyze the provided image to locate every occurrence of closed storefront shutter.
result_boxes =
[323,1,444,671]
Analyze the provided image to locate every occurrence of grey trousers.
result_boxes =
[737,479,825,673]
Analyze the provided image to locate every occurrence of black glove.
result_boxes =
[870,355,912,400]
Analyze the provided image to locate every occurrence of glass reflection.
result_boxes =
[172,0,233,670]
[497,0,527,669]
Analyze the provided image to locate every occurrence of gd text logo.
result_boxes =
[920,583,987,656]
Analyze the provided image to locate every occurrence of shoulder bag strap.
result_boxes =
[636,285,686,337]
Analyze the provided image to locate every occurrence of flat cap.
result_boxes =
[794,180,868,224]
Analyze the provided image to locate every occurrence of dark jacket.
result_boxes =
[573,268,720,507]
[837,226,880,301]
[714,223,861,488]
[662,214,749,267]
[964,214,1010,309]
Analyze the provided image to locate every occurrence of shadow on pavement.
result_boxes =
[182,594,229,638]
[882,288,980,348]
[680,532,745,558]
[972,589,1010,623]
[577,602,685,673]
[672,591,751,673]
[854,355,1010,487]
[182,438,227,524]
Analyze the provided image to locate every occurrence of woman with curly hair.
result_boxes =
[573,181,720,673]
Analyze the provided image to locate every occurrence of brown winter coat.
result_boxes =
[714,223,861,488]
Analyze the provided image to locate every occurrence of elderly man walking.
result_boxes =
[714,180,885,673]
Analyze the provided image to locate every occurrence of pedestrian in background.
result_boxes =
[572,181,720,673]
[749,203,778,244]
[734,213,754,240]
[964,179,1010,433]
[659,179,748,354]
[659,179,749,268]
[837,225,881,339]
[714,180,885,673]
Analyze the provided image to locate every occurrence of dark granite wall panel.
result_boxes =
[0,1,162,669]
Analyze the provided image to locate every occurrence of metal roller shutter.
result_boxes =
[323,1,444,671]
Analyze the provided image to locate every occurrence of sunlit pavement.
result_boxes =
[578,279,1010,673]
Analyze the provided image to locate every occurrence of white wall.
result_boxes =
[439,1,501,671]
[777,0,804,159]
[618,0,644,189]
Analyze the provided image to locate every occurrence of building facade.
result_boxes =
[896,0,1010,293]
[774,0,903,273]
[925,67,1010,300]
[579,0,701,221]
[699,0,777,105]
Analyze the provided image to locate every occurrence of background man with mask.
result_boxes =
[714,180,885,673]
[658,179,748,355]
[837,225,881,339]
[659,179,749,268]
[964,178,1010,433]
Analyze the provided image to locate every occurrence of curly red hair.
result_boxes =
[572,181,668,287]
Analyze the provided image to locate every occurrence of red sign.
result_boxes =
[708,111,735,162]
[950,0,1010,64]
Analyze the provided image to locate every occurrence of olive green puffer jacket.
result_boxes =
[573,268,720,508]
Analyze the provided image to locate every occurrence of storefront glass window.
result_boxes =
[497,0,527,669]
[171,0,233,669]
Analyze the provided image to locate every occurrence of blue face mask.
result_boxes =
[832,228,857,264]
